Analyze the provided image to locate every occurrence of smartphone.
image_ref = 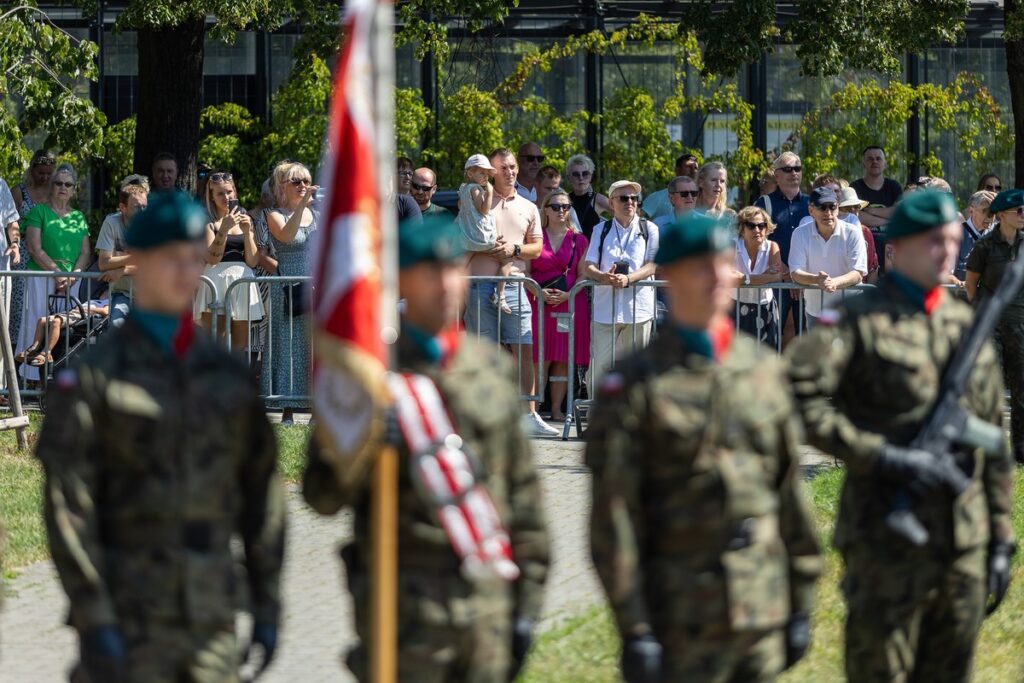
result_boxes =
[227,199,240,212]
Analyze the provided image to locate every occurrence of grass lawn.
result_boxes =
[520,467,1024,682]
[0,421,311,577]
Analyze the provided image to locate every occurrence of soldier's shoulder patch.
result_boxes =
[599,372,625,396]
[818,309,842,326]
[55,368,78,392]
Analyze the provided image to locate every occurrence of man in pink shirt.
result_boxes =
[465,147,559,436]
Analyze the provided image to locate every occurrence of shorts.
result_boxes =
[464,282,532,345]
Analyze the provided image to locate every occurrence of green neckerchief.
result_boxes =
[887,270,928,312]
[403,321,444,366]
[672,323,713,360]
[132,308,180,354]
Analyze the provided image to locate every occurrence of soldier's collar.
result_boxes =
[401,321,461,368]
[886,270,943,316]
[670,317,733,363]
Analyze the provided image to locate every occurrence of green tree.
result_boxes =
[0,3,105,181]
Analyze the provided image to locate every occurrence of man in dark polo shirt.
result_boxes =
[852,146,903,229]
[755,151,809,341]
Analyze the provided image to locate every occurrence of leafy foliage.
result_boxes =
[395,87,432,159]
[396,0,516,62]
[0,3,105,182]
[426,86,506,185]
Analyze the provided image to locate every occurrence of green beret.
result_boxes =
[989,188,1024,214]
[399,216,465,269]
[654,212,733,266]
[886,190,960,241]
[125,191,208,250]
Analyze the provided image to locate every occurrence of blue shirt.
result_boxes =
[754,188,809,266]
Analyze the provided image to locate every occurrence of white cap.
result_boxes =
[607,180,642,197]
[464,154,496,172]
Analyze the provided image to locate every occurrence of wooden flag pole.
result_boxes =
[369,0,398,680]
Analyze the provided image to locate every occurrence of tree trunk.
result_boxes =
[133,17,206,195]
[1007,1,1024,187]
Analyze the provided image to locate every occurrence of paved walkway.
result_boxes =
[0,437,833,682]
[0,438,605,682]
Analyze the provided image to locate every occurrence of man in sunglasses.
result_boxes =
[515,142,545,202]
[656,176,699,228]
[410,167,451,217]
[788,187,867,330]
[641,154,699,224]
[852,146,903,229]
[755,152,810,343]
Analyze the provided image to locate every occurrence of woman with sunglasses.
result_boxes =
[566,154,611,240]
[731,206,786,348]
[17,163,91,383]
[528,189,590,423]
[965,189,1024,463]
[976,173,1002,194]
[194,171,264,352]
[266,161,319,424]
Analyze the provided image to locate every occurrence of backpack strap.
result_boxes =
[597,219,613,270]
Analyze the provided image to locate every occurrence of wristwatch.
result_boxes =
[743,274,751,286]
[513,244,522,258]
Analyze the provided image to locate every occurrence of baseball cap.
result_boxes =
[464,154,496,172]
[810,187,839,207]
[607,180,642,197]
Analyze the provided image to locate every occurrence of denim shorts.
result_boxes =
[464,282,533,345]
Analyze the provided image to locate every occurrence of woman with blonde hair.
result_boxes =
[265,160,319,424]
[194,171,264,351]
[696,161,733,220]
[731,205,786,348]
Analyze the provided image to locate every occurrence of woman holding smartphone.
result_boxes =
[195,171,264,351]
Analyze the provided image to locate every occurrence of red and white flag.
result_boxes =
[311,0,396,476]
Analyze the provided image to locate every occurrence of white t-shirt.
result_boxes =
[585,216,660,324]
[96,212,131,295]
[789,219,868,317]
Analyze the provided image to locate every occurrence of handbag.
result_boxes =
[538,232,576,292]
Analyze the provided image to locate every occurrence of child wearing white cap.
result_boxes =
[459,153,512,313]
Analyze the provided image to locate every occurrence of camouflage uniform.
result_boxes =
[303,332,550,683]
[965,227,1024,462]
[787,279,1015,681]
[586,330,823,682]
[36,317,286,683]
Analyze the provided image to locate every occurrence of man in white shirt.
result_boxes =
[582,180,660,394]
[788,187,868,329]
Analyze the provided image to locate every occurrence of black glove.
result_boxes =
[508,616,533,681]
[784,612,811,669]
[875,444,970,495]
[244,622,279,679]
[986,543,1014,616]
[621,634,662,683]
[81,625,127,683]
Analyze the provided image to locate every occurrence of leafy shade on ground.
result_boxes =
[0,422,311,574]
[519,467,1024,683]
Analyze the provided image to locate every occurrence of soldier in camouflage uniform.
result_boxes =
[787,190,1016,682]
[36,192,286,683]
[303,217,550,682]
[586,212,823,683]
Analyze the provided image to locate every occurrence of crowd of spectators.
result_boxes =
[0,142,1006,430]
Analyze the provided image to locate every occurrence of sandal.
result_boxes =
[15,343,41,364]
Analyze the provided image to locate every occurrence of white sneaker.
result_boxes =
[522,411,560,437]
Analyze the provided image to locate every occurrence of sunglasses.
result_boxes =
[670,190,699,198]
[289,178,310,187]
[1016,207,1024,216]
[570,170,592,179]
[547,204,572,212]
[410,181,435,192]
[744,221,768,231]
[615,195,640,204]
[815,203,839,212]
[987,184,1002,192]
[53,181,75,188]
[210,172,233,183]
[522,155,545,163]
[778,165,802,174]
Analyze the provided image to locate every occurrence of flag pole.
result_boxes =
[369,0,398,681]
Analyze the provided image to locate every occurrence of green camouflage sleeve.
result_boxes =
[507,411,550,623]
[35,367,118,631]
[775,389,823,616]
[786,317,886,475]
[239,387,287,626]
[585,375,652,638]
[977,343,1015,547]
[302,430,364,515]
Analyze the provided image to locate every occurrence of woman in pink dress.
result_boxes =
[529,189,591,421]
